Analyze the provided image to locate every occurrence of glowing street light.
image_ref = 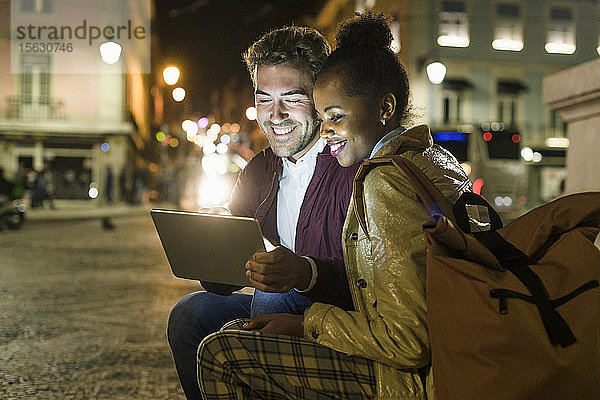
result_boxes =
[172,87,186,102]
[426,62,446,84]
[245,106,257,121]
[163,66,180,85]
[99,41,122,64]
[182,119,198,136]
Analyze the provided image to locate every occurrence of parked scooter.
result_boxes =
[0,196,25,230]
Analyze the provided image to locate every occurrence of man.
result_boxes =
[167,26,359,400]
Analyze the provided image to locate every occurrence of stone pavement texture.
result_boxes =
[25,200,151,222]
[1,213,200,399]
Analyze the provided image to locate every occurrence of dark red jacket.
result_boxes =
[226,145,358,310]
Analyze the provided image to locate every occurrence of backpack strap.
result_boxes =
[474,229,577,347]
[353,155,454,240]
[453,192,503,233]
[355,155,578,347]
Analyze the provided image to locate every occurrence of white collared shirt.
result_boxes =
[277,138,326,252]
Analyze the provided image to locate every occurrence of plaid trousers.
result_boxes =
[197,319,377,399]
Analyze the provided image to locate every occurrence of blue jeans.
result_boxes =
[167,289,312,400]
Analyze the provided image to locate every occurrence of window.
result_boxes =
[20,0,52,13]
[545,6,575,54]
[18,54,52,119]
[438,1,470,47]
[493,2,523,51]
[497,95,517,126]
[442,90,463,124]
[20,54,51,102]
[497,80,526,127]
[549,109,567,137]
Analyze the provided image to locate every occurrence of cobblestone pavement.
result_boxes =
[0,215,200,399]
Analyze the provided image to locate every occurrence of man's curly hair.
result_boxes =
[243,26,331,86]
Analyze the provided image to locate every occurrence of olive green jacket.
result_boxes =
[304,125,471,399]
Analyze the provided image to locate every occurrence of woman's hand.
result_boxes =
[243,313,304,337]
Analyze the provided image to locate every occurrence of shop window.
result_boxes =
[545,6,575,54]
[493,2,523,51]
[438,1,470,47]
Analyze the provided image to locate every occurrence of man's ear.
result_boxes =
[379,93,396,125]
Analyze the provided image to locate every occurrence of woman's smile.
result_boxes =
[328,139,347,157]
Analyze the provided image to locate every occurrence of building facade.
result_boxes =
[314,0,599,215]
[0,0,152,203]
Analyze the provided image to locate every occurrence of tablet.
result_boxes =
[150,209,265,286]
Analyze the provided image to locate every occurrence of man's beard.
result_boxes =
[261,119,317,158]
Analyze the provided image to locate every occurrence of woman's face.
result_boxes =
[314,71,383,167]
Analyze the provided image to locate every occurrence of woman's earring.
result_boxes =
[380,118,386,126]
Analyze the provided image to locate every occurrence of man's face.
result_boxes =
[254,63,318,161]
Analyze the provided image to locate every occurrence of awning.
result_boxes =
[442,78,473,91]
[498,80,528,94]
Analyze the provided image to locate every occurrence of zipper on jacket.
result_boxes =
[254,171,277,219]
[489,280,598,314]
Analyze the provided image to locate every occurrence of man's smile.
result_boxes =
[272,125,296,135]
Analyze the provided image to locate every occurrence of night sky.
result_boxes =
[154,0,327,114]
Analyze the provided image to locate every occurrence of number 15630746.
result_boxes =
[19,42,73,52]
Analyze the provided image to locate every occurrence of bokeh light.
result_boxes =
[216,143,228,154]
[203,142,216,155]
[198,117,209,129]
[245,106,257,121]
[163,66,180,85]
[193,135,205,146]
[521,147,534,161]
[172,87,186,102]
[198,176,230,207]
[220,134,231,144]
[182,120,198,136]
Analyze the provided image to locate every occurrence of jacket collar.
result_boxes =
[373,124,433,157]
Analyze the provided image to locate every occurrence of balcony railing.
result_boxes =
[4,95,65,121]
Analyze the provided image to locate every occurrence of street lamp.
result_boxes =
[99,41,122,64]
[163,66,180,85]
[426,62,447,84]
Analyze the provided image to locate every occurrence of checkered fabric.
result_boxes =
[197,329,377,400]
[219,318,249,331]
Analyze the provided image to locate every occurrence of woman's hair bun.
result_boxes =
[335,12,393,52]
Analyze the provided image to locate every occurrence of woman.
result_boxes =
[197,13,470,399]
